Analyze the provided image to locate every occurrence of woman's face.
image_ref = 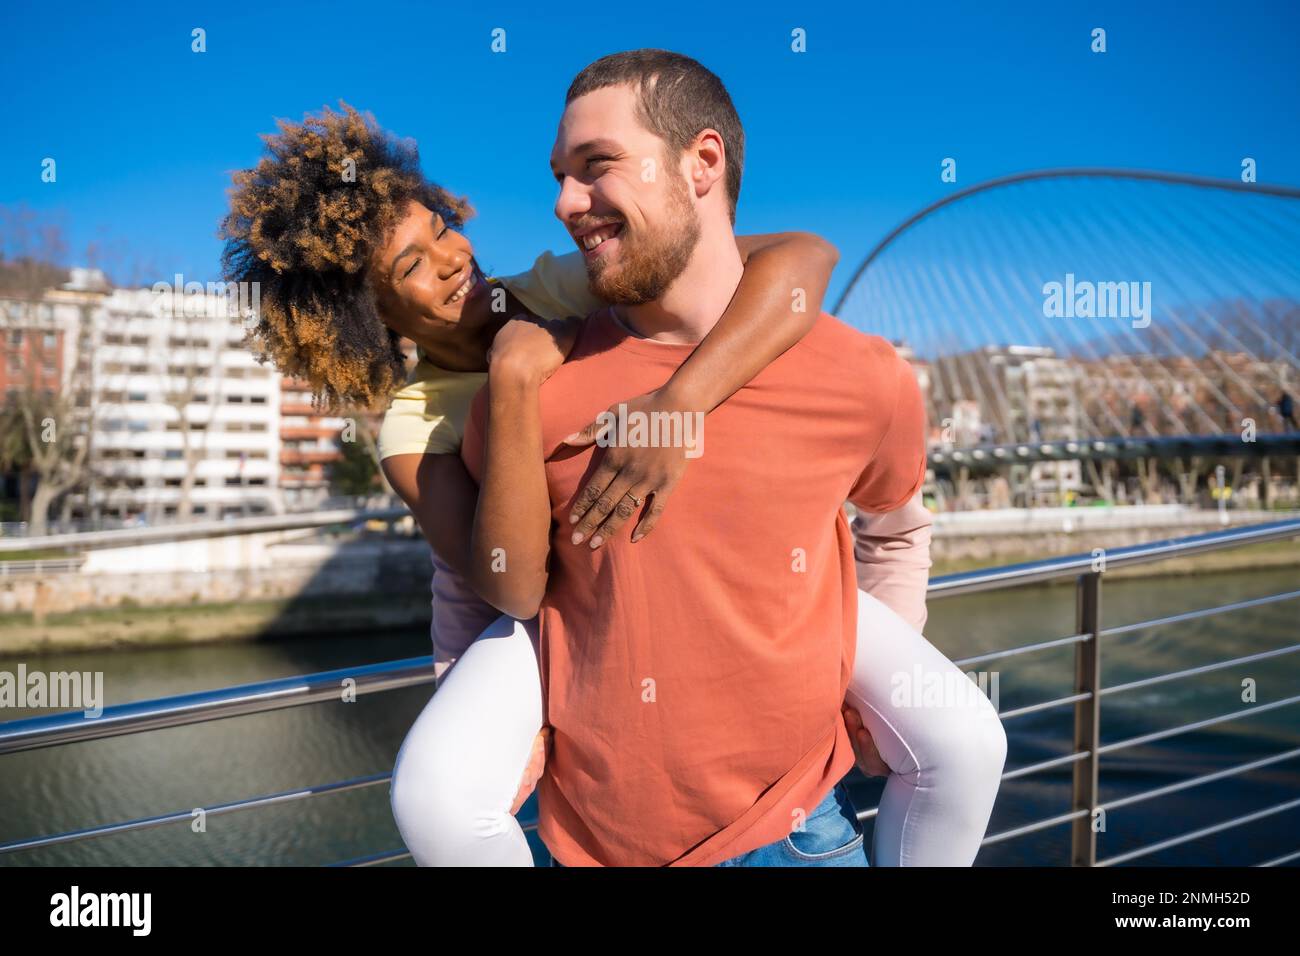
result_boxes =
[368,199,493,343]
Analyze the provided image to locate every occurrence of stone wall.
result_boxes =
[1,540,434,619]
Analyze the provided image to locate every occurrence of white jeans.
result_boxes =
[389,589,1007,866]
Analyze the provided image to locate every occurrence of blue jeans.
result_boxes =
[549,780,868,867]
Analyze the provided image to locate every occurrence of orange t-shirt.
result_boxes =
[461,306,927,866]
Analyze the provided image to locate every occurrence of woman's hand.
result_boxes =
[487,315,581,385]
[564,387,702,548]
[842,705,889,777]
[509,726,551,815]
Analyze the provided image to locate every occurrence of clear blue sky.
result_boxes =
[2,0,1297,305]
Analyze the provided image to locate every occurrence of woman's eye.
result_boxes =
[402,258,421,280]
[438,226,450,240]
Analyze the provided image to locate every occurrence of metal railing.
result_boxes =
[0,557,86,577]
[0,505,410,553]
[1,518,1297,866]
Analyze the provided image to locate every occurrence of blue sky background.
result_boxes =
[2,0,1297,306]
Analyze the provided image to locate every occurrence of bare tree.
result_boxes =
[7,385,92,537]
[0,208,80,529]
[0,205,70,298]
[1,283,97,534]
[162,308,223,521]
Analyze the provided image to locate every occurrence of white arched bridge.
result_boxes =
[835,169,1300,506]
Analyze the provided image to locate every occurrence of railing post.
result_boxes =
[1070,571,1102,866]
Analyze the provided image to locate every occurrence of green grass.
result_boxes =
[0,548,77,561]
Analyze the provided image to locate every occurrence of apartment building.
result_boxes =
[64,273,284,521]
[278,377,348,507]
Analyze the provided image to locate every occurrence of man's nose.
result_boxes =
[554,176,591,224]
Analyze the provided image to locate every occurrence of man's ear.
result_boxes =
[688,128,727,201]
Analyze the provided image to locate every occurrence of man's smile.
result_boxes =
[573,221,625,258]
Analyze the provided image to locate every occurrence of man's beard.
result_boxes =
[586,173,701,305]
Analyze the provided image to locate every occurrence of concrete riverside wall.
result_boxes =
[1,539,434,617]
[927,508,1299,562]
[3,508,1297,617]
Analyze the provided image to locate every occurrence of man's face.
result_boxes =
[550,84,701,304]
[367,199,492,341]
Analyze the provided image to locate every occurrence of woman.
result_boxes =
[220,102,1007,866]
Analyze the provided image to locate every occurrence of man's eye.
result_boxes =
[586,155,613,168]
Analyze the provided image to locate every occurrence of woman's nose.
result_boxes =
[436,245,468,279]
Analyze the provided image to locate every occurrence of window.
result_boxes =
[249,395,267,404]
[9,330,23,345]
[227,394,245,404]
[164,449,182,460]
[128,392,148,402]
[43,333,57,348]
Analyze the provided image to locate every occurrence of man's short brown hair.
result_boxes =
[566,49,744,223]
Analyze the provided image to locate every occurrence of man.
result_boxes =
[461,49,931,866]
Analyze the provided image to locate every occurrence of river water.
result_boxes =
[1,566,1297,866]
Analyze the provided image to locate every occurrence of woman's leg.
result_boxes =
[389,614,544,866]
[845,589,1008,866]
